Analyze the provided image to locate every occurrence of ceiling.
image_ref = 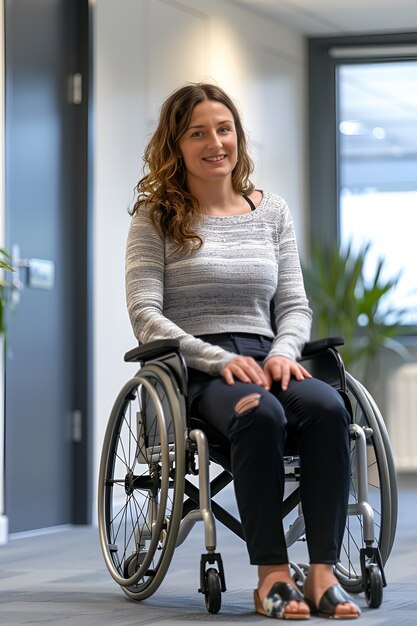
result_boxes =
[233,0,417,36]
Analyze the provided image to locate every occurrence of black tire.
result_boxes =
[364,564,383,608]
[205,568,222,614]
[336,373,396,594]
[98,364,186,600]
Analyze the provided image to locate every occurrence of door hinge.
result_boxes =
[71,410,83,443]
[68,73,82,105]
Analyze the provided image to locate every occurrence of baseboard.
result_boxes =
[9,524,72,541]
[0,515,9,544]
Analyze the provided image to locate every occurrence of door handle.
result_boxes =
[10,243,29,305]
[11,244,55,299]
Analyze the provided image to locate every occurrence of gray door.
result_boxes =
[4,0,89,533]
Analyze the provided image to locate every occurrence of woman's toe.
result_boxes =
[334,601,361,618]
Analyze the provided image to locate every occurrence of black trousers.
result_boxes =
[188,334,351,566]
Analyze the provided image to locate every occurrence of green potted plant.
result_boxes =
[302,241,412,384]
[0,248,14,338]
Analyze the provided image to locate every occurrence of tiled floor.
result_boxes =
[0,475,416,625]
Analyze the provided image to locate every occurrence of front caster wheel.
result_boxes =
[364,563,383,608]
[205,568,222,614]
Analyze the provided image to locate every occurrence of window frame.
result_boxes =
[308,32,417,333]
[308,31,417,249]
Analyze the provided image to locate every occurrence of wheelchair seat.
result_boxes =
[98,336,397,613]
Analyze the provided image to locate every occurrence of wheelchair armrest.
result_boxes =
[124,339,180,363]
[301,336,344,357]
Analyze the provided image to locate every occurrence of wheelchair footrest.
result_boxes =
[199,552,227,594]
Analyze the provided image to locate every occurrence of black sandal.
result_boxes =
[254,582,310,620]
[305,584,361,619]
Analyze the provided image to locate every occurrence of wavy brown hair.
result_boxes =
[132,83,255,251]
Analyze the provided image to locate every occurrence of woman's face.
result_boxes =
[178,99,238,187]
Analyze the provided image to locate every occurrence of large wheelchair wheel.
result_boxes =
[358,378,398,556]
[98,363,186,600]
[336,373,397,594]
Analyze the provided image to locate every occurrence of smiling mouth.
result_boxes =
[202,155,226,162]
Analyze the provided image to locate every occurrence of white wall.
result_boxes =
[92,0,308,519]
[0,0,7,544]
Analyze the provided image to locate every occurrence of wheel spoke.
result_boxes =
[98,370,186,599]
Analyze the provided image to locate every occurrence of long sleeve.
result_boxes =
[125,206,236,375]
[267,200,312,361]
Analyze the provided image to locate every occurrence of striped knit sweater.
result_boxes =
[125,191,312,375]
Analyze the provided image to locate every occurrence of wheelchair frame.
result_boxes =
[98,337,397,613]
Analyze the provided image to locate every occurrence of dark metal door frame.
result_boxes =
[69,0,93,526]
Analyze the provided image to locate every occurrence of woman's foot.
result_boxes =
[303,564,361,619]
[257,564,310,619]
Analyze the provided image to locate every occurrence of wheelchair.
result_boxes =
[98,336,397,613]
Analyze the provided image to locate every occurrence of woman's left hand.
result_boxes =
[263,356,312,391]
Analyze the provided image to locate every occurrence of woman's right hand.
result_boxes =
[221,356,270,388]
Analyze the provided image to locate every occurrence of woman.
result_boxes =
[125,83,361,620]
